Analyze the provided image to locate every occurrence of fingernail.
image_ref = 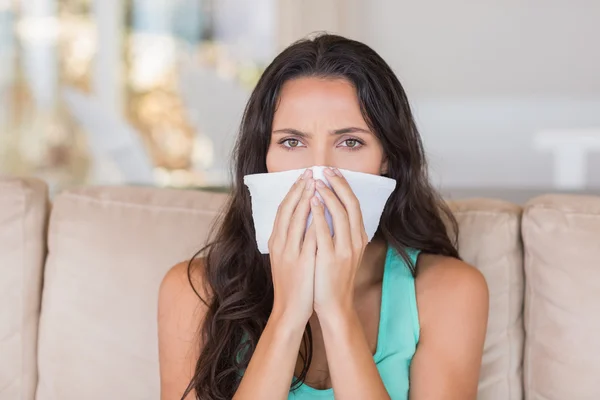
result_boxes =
[324,168,335,176]
[302,169,311,179]
[333,168,343,177]
[311,197,320,206]
[316,179,325,188]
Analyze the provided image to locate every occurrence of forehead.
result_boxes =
[272,77,366,127]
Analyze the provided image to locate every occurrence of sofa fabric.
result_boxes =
[522,195,600,400]
[0,177,49,400]
[35,186,228,400]
[449,199,524,399]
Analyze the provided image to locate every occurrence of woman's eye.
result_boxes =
[341,139,361,148]
[280,138,305,149]
[284,139,300,147]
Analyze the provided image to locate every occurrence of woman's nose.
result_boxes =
[311,150,332,168]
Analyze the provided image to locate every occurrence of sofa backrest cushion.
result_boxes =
[449,199,524,400]
[36,186,228,400]
[35,184,527,400]
[0,177,49,400]
[522,194,600,399]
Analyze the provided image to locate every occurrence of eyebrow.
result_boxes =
[272,127,372,138]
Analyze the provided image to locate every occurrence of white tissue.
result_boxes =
[243,166,397,254]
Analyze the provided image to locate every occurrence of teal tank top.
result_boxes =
[288,245,421,399]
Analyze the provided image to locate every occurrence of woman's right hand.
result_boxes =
[268,168,317,330]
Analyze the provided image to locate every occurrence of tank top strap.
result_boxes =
[380,245,421,356]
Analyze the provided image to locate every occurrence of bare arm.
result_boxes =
[310,170,390,399]
[235,174,318,399]
[409,255,489,400]
[158,172,317,400]
[158,261,306,400]
[320,306,391,399]
[233,314,306,400]
[158,261,205,400]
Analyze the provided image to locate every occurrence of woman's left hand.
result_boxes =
[310,167,369,317]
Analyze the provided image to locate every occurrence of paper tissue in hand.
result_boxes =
[243,166,397,254]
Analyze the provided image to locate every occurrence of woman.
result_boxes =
[158,34,489,400]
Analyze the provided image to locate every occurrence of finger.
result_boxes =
[286,178,315,251]
[300,220,317,259]
[314,179,352,248]
[272,170,308,230]
[322,167,366,245]
[270,169,312,249]
[310,196,334,253]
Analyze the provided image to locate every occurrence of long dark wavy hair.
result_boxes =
[182,33,459,399]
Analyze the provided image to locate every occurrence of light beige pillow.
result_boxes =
[449,198,524,400]
[0,177,49,400]
[36,186,228,400]
[522,195,600,399]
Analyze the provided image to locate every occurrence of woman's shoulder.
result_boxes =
[159,258,210,311]
[414,254,489,330]
[415,253,486,290]
[158,258,210,344]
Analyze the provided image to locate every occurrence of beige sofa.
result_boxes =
[1,175,599,400]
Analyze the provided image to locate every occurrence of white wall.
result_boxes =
[351,0,600,188]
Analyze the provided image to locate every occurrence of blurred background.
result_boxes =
[1,0,599,201]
